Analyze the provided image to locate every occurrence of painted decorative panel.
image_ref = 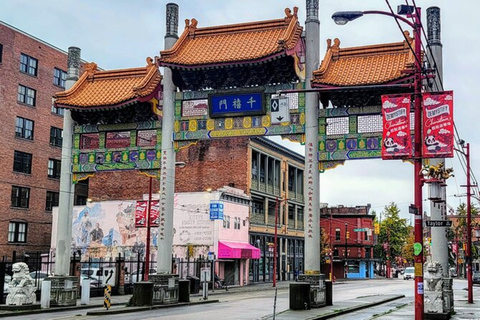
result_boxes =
[71,120,161,177]
[173,83,305,141]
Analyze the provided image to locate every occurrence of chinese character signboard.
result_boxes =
[422,91,454,158]
[209,92,264,118]
[135,200,159,227]
[209,200,224,220]
[381,94,412,159]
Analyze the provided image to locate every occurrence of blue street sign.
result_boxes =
[209,92,264,118]
[209,200,224,220]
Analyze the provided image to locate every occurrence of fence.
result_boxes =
[1,251,217,301]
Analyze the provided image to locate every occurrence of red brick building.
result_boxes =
[0,21,87,258]
[320,205,376,279]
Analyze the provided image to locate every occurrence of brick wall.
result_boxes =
[0,22,76,257]
[176,137,250,193]
[88,171,160,201]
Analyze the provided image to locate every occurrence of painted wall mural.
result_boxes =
[52,201,157,262]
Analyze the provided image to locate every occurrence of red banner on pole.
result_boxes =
[422,91,454,158]
[381,94,412,159]
[135,200,159,228]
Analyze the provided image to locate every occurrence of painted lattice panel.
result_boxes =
[358,114,382,133]
[326,117,349,135]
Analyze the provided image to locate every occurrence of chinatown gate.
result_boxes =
[53,1,451,311]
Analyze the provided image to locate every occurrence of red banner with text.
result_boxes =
[422,91,454,158]
[135,200,159,228]
[381,94,412,159]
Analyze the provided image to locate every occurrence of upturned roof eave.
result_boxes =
[310,74,415,90]
[158,51,288,70]
[55,83,162,112]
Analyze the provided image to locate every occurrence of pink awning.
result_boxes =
[218,241,260,260]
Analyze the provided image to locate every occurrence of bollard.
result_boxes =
[81,278,90,305]
[289,283,310,310]
[325,280,333,306]
[104,284,112,310]
[202,280,208,300]
[40,280,51,309]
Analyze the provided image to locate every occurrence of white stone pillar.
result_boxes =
[55,47,80,276]
[304,0,320,274]
[427,6,448,277]
[157,3,179,274]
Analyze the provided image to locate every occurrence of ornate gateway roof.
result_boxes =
[312,31,416,88]
[157,7,305,90]
[54,58,162,110]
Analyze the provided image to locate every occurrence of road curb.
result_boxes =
[86,299,219,316]
[305,294,405,320]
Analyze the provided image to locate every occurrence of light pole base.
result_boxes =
[45,276,79,307]
[297,274,326,308]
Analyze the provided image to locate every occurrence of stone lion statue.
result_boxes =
[6,262,36,305]
[424,261,444,292]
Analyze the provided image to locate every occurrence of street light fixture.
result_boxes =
[332,4,425,319]
[454,141,474,303]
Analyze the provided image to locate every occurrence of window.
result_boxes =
[11,186,30,208]
[335,228,341,241]
[20,53,37,76]
[50,127,63,147]
[0,43,3,63]
[223,215,231,228]
[8,222,27,243]
[15,117,34,140]
[45,191,59,211]
[252,199,264,215]
[48,159,61,179]
[53,68,67,87]
[13,151,32,174]
[234,217,241,230]
[17,85,36,106]
[74,195,87,206]
[51,104,64,116]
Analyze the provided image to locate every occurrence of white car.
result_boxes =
[403,267,415,280]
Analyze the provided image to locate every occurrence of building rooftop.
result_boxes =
[158,7,303,69]
[312,31,416,87]
[54,58,162,110]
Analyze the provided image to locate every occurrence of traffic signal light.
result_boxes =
[374,223,380,234]
[346,231,350,239]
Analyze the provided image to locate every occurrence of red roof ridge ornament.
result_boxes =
[284,7,298,23]
[186,18,198,36]
[84,62,98,75]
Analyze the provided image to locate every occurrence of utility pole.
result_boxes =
[344,223,348,279]
[464,143,473,303]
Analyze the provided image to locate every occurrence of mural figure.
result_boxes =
[90,223,104,243]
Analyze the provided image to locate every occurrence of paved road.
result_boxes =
[1,279,478,320]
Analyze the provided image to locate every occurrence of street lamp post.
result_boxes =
[333,5,424,319]
[344,223,348,279]
[455,141,473,303]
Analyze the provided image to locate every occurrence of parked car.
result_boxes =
[473,271,480,284]
[80,274,103,288]
[3,275,11,295]
[449,267,458,277]
[128,269,157,283]
[403,267,415,280]
[29,271,50,288]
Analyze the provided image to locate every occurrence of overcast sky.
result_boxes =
[1,0,478,221]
